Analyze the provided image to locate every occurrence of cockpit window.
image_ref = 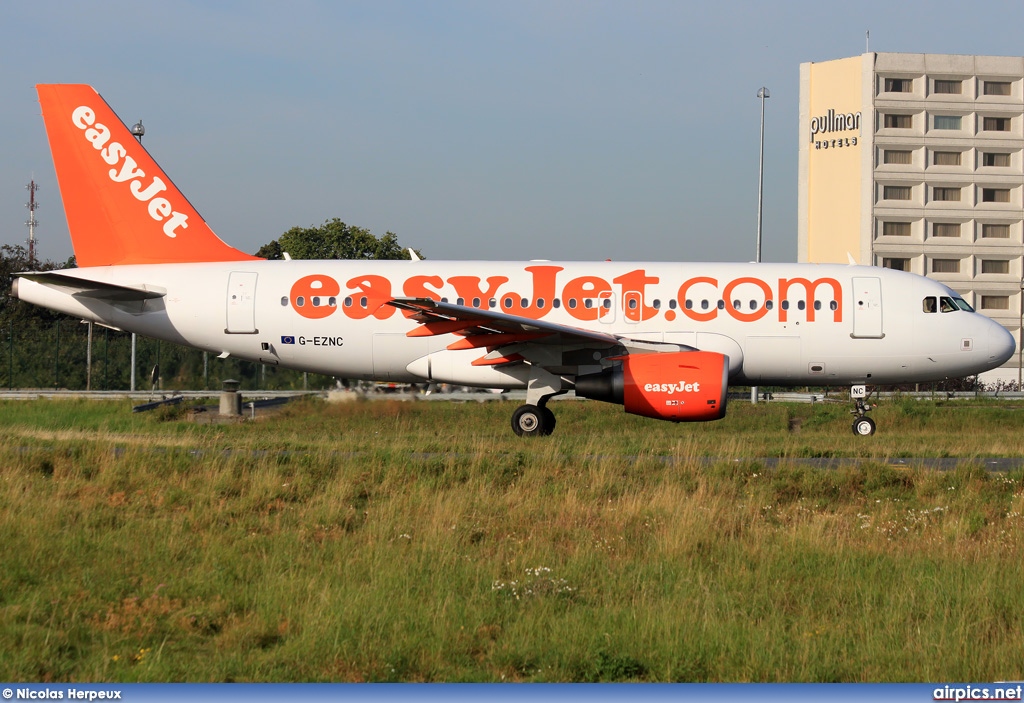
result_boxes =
[923,297,937,313]
[953,297,974,312]
[940,296,958,313]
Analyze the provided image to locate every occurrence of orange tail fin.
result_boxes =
[36,84,260,267]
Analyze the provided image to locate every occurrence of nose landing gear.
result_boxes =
[850,384,876,436]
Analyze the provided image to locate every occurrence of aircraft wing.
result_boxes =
[388,297,624,350]
[14,271,166,302]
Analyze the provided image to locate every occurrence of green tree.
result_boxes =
[255,218,422,260]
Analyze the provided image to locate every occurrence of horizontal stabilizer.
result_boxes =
[15,271,166,302]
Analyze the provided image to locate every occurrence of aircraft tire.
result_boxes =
[539,406,556,436]
[851,416,876,436]
[511,404,553,437]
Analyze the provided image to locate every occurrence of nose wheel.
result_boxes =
[851,413,876,436]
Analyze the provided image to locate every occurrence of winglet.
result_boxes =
[36,84,260,267]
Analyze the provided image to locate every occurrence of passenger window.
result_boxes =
[797,300,806,311]
[359,296,368,308]
[568,299,577,309]
[652,299,661,309]
[765,300,774,310]
[328,296,337,307]
[669,299,677,310]
[489,298,497,309]
[521,298,529,307]
[732,300,741,309]
[553,298,561,309]
[813,300,821,311]
[701,300,709,310]
[603,299,611,309]
[584,299,593,309]
[781,300,790,310]
[296,296,305,307]
[685,300,693,310]
[830,301,838,311]
[344,296,353,307]
[749,300,757,310]
[717,300,725,310]
[472,297,480,308]
[280,296,288,306]
[537,298,545,309]
[628,299,638,310]
[503,297,513,309]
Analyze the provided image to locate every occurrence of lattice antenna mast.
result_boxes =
[25,179,40,265]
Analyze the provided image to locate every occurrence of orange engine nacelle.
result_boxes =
[574,351,729,422]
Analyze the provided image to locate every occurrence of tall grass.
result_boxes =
[0,397,1023,681]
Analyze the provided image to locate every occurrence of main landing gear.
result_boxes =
[850,384,876,436]
[511,401,557,437]
[510,366,564,437]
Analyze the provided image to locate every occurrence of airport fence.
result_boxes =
[1,319,337,392]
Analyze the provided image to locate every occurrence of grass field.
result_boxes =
[1,396,1023,682]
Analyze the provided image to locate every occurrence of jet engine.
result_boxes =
[574,351,729,422]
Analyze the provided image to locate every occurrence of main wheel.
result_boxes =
[539,406,556,436]
[851,416,876,436]
[511,404,555,437]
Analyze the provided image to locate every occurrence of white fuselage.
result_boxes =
[15,260,1015,388]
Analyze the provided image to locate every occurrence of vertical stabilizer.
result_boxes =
[36,84,260,266]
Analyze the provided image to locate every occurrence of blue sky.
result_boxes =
[3,0,1024,264]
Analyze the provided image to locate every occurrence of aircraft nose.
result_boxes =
[988,320,1016,366]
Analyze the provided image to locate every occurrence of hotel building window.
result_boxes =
[983,116,1011,131]
[883,185,912,200]
[885,78,913,92]
[932,151,961,166]
[932,187,961,202]
[981,259,1010,274]
[983,152,1011,167]
[982,188,1011,203]
[884,114,913,128]
[933,79,962,94]
[933,115,962,130]
[981,295,1010,309]
[982,223,1011,238]
[884,150,912,165]
[882,221,911,236]
[984,81,1012,96]
[932,223,961,237]
[932,259,961,274]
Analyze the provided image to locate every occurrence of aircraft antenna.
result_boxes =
[25,179,40,265]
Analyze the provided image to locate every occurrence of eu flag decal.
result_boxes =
[281,336,296,345]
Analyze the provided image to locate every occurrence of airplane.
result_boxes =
[13,84,1017,437]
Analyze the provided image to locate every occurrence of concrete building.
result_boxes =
[798,53,1024,381]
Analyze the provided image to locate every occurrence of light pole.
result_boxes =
[130,120,143,392]
[756,87,769,265]
[1018,277,1023,390]
[752,87,769,405]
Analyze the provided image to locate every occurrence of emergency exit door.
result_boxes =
[851,276,883,339]
[226,271,259,334]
